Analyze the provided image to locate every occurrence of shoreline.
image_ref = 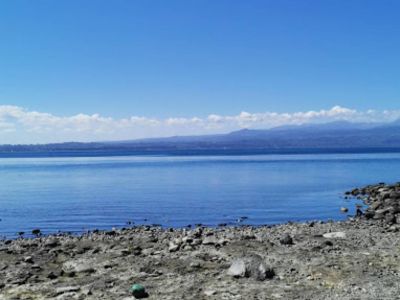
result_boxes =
[1,183,400,299]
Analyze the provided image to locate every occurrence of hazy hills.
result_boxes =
[1,120,400,155]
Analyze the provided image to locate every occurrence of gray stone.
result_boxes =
[62,260,95,274]
[323,232,346,239]
[227,259,247,278]
[204,290,217,296]
[44,238,60,248]
[280,234,293,245]
[385,214,396,224]
[227,255,274,281]
[56,286,80,295]
[202,236,218,245]
[23,256,33,264]
[168,242,179,252]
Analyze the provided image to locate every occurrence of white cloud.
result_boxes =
[0,105,399,144]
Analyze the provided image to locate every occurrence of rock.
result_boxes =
[193,227,203,236]
[204,290,217,296]
[62,260,95,274]
[23,256,34,264]
[82,285,93,296]
[256,261,275,280]
[340,207,349,213]
[364,210,375,219]
[56,286,80,295]
[280,234,293,245]
[190,261,201,269]
[370,201,382,210]
[173,237,183,245]
[202,236,218,245]
[227,259,247,278]
[32,229,41,236]
[191,238,202,246]
[375,208,389,215]
[323,232,346,239]
[385,214,396,224]
[168,242,179,252]
[373,211,385,220]
[31,264,41,271]
[182,236,193,244]
[227,255,274,281]
[44,238,60,248]
[217,238,229,246]
[237,216,249,223]
[132,246,142,255]
[388,205,400,214]
[75,244,93,254]
[47,271,58,280]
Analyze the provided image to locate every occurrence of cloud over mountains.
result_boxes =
[0,105,399,144]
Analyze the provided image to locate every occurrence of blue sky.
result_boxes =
[0,0,400,143]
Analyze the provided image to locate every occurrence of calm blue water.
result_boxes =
[0,152,399,238]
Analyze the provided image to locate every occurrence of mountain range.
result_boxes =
[1,120,400,155]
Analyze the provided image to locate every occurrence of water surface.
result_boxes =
[0,153,399,238]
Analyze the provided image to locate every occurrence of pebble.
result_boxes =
[23,256,34,264]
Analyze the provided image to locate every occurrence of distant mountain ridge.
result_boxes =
[1,120,400,155]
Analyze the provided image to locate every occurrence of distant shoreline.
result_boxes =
[0,147,400,158]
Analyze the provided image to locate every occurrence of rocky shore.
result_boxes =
[2,183,400,300]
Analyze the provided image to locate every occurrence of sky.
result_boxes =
[1,0,400,143]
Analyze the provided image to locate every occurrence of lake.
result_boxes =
[0,152,399,238]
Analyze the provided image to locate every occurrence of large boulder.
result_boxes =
[227,254,274,281]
